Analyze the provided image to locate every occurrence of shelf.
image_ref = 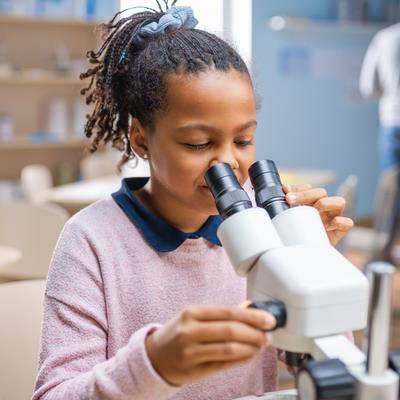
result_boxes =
[0,12,99,181]
[267,16,389,34]
[0,14,102,29]
[0,74,84,86]
[0,138,88,150]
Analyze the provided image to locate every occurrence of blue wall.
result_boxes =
[254,0,393,22]
[251,0,391,217]
[252,0,390,217]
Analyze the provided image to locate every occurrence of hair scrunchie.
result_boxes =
[139,6,198,35]
[118,6,198,63]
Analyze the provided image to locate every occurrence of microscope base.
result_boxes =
[353,369,399,400]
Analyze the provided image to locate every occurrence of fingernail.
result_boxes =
[265,333,273,344]
[286,193,297,204]
[264,314,276,328]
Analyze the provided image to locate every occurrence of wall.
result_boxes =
[251,0,393,217]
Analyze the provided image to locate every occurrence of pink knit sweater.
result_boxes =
[33,197,278,400]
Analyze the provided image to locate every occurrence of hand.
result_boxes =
[282,183,354,247]
[145,305,276,386]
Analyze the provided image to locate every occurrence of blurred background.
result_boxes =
[1,0,400,398]
[0,0,398,215]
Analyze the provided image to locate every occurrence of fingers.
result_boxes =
[313,196,346,216]
[147,305,276,387]
[282,183,354,246]
[286,187,327,206]
[288,183,313,192]
[238,300,251,309]
[192,355,257,379]
[325,216,354,232]
[185,341,261,364]
[282,183,291,194]
[282,183,312,194]
[188,321,269,346]
[181,306,276,331]
[325,216,354,246]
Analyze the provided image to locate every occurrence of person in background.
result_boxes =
[33,2,352,399]
[360,23,400,171]
[360,23,400,262]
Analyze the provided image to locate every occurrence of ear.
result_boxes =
[129,118,149,160]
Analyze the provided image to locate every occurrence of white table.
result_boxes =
[0,246,22,272]
[38,169,336,214]
[37,175,125,214]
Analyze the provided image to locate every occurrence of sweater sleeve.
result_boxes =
[33,220,180,400]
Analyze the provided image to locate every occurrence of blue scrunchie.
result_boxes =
[118,6,198,63]
[139,6,198,35]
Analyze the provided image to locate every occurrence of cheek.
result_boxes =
[247,147,256,164]
[149,152,174,185]
[152,148,202,186]
[172,156,207,183]
[239,148,256,180]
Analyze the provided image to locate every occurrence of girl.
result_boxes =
[33,3,353,399]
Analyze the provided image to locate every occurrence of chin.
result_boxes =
[197,203,218,216]
[197,198,219,216]
[195,187,220,215]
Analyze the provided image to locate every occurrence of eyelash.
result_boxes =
[185,140,253,151]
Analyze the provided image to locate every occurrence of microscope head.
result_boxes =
[206,160,369,352]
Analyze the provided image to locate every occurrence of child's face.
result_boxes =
[140,68,257,217]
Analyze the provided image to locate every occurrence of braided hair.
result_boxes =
[80,1,250,169]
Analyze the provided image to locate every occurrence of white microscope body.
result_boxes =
[205,160,399,400]
[219,205,368,356]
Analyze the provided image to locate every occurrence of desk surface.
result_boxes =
[0,246,22,270]
[38,169,336,214]
[237,389,297,399]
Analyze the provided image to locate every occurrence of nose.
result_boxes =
[209,146,239,171]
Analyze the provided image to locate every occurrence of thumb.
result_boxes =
[238,300,252,309]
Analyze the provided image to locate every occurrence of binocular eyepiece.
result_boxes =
[204,163,252,220]
[205,160,289,219]
[248,160,290,219]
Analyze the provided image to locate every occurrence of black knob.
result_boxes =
[248,300,286,330]
[297,358,355,400]
[285,351,312,368]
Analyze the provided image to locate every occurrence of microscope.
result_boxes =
[205,160,400,400]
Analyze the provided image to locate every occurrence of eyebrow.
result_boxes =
[175,120,258,134]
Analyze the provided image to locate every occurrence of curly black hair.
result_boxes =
[80,0,250,169]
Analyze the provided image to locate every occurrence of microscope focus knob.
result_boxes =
[296,358,355,400]
[248,301,286,330]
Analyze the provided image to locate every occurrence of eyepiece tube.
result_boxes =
[248,160,289,219]
[205,163,252,219]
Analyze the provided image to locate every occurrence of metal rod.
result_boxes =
[366,261,395,375]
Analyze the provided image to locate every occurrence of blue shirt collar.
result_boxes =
[111,177,222,252]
